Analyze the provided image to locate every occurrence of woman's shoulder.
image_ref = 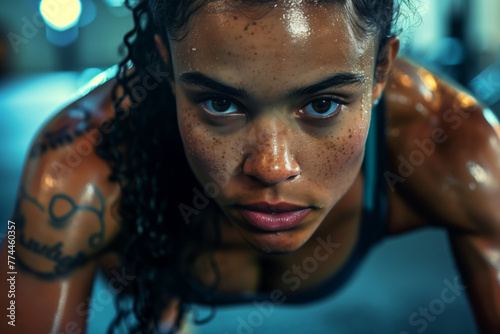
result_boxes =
[26,71,118,194]
[12,75,122,278]
[384,57,500,236]
[385,57,491,127]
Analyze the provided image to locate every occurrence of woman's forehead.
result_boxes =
[175,0,356,43]
[169,0,376,95]
[200,0,344,14]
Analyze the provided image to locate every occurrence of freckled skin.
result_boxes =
[166,3,379,253]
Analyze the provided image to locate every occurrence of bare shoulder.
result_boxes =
[384,57,500,236]
[12,77,122,279]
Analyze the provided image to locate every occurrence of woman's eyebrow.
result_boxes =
[288,73,366,97]
[179,72,250,98]
[179,72,366,98]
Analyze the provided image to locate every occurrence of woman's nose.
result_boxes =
[242,125,301,186]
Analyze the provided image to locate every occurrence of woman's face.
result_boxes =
[162,1,391,253]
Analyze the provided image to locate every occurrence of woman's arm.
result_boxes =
[385,58,500,332]
[0,98,121,333]
[449,233,500,333]
[0,242,98,333]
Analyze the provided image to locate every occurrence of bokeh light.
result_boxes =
[40,0,82,32]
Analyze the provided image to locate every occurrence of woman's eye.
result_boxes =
[300,99,341,117]
[202,98,239,114]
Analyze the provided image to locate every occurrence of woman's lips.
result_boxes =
[236,202,311,232]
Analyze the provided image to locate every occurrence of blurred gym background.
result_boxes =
[0,0,499,333]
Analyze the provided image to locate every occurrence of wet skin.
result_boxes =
[160,2,391,254]
[2,2,500,333]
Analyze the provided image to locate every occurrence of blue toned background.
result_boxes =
[1,0,499,333]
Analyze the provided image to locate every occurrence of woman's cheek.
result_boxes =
[304,120,369,191]
[177,108,239,188]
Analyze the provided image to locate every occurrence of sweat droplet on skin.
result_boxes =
[466,160,498,190]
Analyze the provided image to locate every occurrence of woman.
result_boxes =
[1,0,499,333]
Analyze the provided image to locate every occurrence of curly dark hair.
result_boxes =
[97,0,414,332]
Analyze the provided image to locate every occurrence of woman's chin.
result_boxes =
[238,228,312,255]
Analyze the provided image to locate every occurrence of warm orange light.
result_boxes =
[457,92,477,108]
[422,73,438,91]
[400,74,412,87]
[424,91,433,103]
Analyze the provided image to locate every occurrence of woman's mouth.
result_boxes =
[236,202,311,232]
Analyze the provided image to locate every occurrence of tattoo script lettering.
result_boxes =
[30,107,93,158]
[12,185,106,279]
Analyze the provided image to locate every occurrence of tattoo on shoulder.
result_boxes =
[48,184,106,248]
[13,184,109,279]
[30,107,93,158]
[20,186,45,212]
